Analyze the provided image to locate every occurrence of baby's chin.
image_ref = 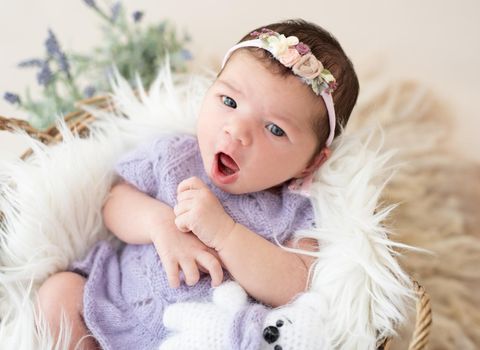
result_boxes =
[206,174,248,194]
[209,177,246,195]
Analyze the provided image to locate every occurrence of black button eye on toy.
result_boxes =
[263,325,280,343]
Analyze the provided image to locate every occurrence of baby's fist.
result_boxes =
[174,177,235,249]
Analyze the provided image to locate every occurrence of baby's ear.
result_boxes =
[296,147,331,178]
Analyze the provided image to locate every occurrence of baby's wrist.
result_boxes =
[145,205,177,242]
[212,217,236,251]
[148,219,178,244]
[148,227,166,245]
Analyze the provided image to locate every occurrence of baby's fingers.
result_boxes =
[196,251,224,287]
[177,176,206,194]
[163,258,180,288]
[179,259,200,286]
[173,199,192,217]
[174,213,191,233]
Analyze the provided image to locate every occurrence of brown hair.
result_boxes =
[226,19,360,149]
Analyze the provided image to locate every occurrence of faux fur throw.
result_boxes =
[0,65,414,349]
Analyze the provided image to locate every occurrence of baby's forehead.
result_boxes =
[220,49,286,78]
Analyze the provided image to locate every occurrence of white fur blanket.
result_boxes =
[0,66,415,349]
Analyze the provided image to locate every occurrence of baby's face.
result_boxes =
[197,50,324,194]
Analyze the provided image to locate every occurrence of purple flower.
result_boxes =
[111,2,122,22]
[181,49,192,60]
[45,29,71,77]
[57,52,71,77]
[45,29,60,57]
[3,92,21,105]
[132,10,144,23]
[18,58,44,68]
[83,85,96,98]
[82,0,97,8]
[328,81,338,92]
[37,61,53,86]
[295,42,310,55]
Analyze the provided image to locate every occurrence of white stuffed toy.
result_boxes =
[161,281,328,350]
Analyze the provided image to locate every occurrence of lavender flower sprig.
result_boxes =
[36,61,53,86]
[83,85,96,98]
[18,59,44,68]
[3,92,21,105]
[46,29,71,78]
[82,0,97,8]
[132,11,143,23]
[110,2,122,23]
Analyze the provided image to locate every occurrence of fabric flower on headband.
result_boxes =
[250,29,337,95]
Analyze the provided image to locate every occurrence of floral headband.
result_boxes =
[221,28,337,146]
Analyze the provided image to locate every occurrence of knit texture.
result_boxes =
[72,134,315,350]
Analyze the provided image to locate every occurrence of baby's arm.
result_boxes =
[174,177,315,307]
[216,224,315,307]
[103,181,172,244]
[102,181,223,287]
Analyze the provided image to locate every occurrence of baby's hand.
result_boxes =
[150,226,223,288]
[174,177,235,250]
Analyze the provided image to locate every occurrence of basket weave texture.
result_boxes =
[0,97,432,349]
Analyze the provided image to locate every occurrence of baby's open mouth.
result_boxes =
[217,152,239,175]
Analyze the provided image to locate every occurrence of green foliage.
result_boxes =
[4,1,191,130]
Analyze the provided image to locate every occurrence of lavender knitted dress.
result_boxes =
[74,134,315,350]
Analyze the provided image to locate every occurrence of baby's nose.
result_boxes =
[263,325,280,343]
[223,119,252,146]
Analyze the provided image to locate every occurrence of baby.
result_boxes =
[37,19,359,349]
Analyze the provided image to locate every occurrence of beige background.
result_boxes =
[1,0,479,162]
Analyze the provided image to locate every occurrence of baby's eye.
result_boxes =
[222,96,237,109]
[266,123,286,137]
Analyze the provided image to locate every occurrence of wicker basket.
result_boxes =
[0,97,432,349]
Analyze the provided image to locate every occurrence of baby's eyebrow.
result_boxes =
[269,110,301,131]
[217,79,242,96]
